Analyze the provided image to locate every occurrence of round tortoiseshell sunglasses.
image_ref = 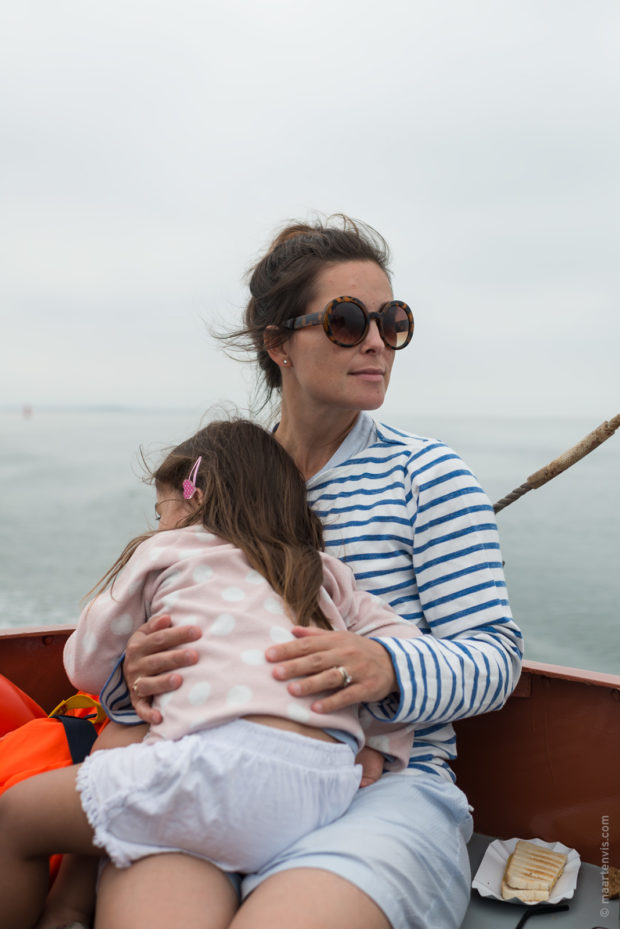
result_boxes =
[283,296,414,350]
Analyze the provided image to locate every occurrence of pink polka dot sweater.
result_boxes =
[64,526,419,770]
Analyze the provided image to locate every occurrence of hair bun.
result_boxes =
[265,228,323,278]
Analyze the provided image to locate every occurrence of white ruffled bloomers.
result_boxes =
[76,719,360,872]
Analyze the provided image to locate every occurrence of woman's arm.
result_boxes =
[371,445,523,726]
[267,444,523,726]
[121,615,201,724]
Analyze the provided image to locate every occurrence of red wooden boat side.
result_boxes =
[453,660,620,865]
[1,627,619,865]
[0,626,73,713]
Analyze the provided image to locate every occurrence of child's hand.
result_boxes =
[356,746,385,788]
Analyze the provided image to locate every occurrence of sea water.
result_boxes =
[0,408,618,675]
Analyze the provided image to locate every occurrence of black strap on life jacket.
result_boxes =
[55,715,98,764]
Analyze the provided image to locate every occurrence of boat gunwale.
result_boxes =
[1,625,618,690]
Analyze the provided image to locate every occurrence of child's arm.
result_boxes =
[64,539,161,694]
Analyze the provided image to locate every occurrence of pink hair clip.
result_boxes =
[182,456,202,500]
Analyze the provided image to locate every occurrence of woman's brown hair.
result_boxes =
[222,214,391,409]
[88,419,332,630]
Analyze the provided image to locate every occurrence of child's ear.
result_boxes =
[191,488,204,506]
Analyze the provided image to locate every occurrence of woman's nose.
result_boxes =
[361,318,385,351]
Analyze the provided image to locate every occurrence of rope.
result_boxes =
[493,414,620,515]
[493,482,531,515]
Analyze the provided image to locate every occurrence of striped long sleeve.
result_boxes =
[306,419,523,779]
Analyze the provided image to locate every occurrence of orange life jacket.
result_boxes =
[0,674,107,881]
[0,672,46,736]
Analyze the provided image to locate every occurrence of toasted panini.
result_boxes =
[501,878,550,902]
[501,840,567,902]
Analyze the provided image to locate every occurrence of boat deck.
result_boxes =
[464,834,617,928]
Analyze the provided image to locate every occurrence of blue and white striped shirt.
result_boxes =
[306,414,523,781]
[100,413,522,781]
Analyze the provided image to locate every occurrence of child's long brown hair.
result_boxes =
[88,419,332,630]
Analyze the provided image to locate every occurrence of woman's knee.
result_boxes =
[231,869,390,929]
[96,854,240,929]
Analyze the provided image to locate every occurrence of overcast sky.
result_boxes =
[1,0,618,423]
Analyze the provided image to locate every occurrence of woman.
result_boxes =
[97,216,523,929]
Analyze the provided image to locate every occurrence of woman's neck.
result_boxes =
[274,406,360,480]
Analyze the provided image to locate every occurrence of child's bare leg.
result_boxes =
[95,853,239,929]
[34,722,148,929]
[0,765,98,929]
[356,746,385,788]
[93,720,148,751]
[33,855,99,929]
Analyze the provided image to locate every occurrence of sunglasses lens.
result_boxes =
[382,303,412,348]
[328,301,367,345]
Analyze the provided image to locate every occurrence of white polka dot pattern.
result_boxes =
[269,626,294,644]
[211,613,236,635]
[241,649,265,665]
[111,613,134,636]
[161,590,182,609]
[82,630,98,655]
[193,564,214,583]
[367,734,391,754]
[222,587,245,602]
[226,685,253,705]
[177,548,204,562]
[188,682,211,705]
[287,702,311,723]
[245,569,264,584]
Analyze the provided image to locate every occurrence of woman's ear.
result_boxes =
[264,325,290,368]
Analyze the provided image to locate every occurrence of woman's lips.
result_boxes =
[350,368,385,382]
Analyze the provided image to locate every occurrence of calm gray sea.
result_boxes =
[1,408,618,675]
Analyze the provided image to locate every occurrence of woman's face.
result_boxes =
[282,261,397,416]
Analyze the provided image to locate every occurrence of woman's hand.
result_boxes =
[265,626,397,714]
[125,614,201,725]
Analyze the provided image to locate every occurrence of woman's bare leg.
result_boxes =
[0,765,98,929]
[230,869,390,929]
[95,854,239,929]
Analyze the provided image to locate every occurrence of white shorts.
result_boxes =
[76,719,360,873]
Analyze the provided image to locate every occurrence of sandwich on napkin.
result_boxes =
[501,840,567,902]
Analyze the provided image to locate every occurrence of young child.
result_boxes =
[0,419,418,929]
